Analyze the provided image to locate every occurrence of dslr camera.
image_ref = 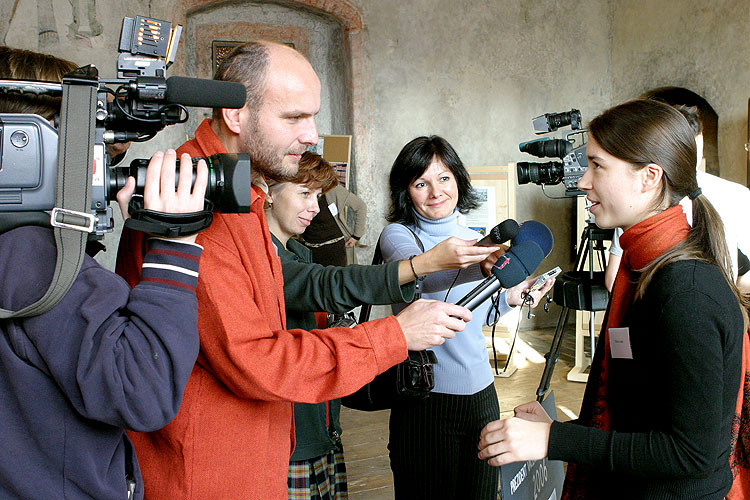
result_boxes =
[516,109,587,197]
[0,16,251,237]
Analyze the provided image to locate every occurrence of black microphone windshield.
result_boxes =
[511,221,554,257]
[476,219,519,246]
[490,240,545,288]
[165,76,246,109]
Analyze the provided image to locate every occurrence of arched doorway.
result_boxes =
[641,86,720,176]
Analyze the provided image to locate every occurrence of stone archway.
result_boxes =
[168,0,372,186]
[642,86,720,176]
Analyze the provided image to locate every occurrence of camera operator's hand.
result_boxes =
[394,299,471,351]
[116,150,208,244]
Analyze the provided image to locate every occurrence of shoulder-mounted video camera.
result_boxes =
[0,16,251,238]
[516,109,587,197]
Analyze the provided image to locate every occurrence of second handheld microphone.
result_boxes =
[456,240,546,311]
[475,219,519,247]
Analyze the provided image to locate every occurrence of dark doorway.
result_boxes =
[641,87,719,176]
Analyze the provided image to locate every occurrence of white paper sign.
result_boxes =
[458,186,496,236]
[609,327,633,359]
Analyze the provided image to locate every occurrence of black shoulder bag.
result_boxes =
[341,226,438,411]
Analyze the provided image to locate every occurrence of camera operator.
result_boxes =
[0,47,209,500]
[115,40,472,500]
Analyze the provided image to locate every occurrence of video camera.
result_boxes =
[0,16,250,237]
[516,109,587,197]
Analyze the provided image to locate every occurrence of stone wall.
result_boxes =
[610,0,750,185]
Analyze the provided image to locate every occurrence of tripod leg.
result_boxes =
[536,307,570,402]
[589,311,596,362]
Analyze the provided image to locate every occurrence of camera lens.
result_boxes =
[516,161,564,186]
[546,109,582,131]
[108,153,253,213]
[519,138,573,159]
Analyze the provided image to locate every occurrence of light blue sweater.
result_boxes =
[379,210,514,395]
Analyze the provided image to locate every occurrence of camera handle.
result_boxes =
[0,67,98,319]
[124,195,214,237]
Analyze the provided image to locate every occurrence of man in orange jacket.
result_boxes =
[116,41,474,500]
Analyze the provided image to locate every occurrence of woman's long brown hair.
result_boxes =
[589,99,748,325]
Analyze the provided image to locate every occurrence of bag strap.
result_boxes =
[0,68,97,319]
[358,224,424,324]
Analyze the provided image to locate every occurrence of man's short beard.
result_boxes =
[241,116,297,181]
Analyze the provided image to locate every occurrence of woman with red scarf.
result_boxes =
[478,99,749,500]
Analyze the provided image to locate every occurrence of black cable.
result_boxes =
[113,85,188,125]
[487,292,506,375]
[490,291,536,375]
[443,268,461,302]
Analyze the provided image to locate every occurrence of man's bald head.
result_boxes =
[212,40,314,121]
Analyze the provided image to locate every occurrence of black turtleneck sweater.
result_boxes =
[549,259,744,499]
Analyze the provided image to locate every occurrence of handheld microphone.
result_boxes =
[165,76,246,108]
[511,220,554,257]
[475,219,519,247]
[456,240,545,311]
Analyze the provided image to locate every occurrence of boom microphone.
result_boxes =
[165,76,246,108]
[456,240,546,311]
[475,219,519,247]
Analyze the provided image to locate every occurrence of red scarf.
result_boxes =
[728,331,750,499]
[561,206,689,500]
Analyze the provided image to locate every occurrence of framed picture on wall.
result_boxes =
[457,186,496,236]
[211,41,245,74]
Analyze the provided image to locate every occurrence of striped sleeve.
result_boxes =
[140,238,203,292]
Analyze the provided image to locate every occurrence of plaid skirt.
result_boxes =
[288,445,348,500]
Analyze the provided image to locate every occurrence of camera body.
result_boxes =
[0,114,62,212]
[516,109,587,197]
[0,16,249,237]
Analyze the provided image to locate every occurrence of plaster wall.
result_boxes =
[2,0,150,78]
[610,0,750,184]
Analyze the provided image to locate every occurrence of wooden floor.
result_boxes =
[339,327,586,500]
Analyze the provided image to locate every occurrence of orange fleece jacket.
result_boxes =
[116,120,407,500]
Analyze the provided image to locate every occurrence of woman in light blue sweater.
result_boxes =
[380,135,552,499]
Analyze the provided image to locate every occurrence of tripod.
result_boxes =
[536,218,613,402]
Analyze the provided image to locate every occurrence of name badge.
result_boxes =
[609,327,633,359]
[328,203,339,217]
